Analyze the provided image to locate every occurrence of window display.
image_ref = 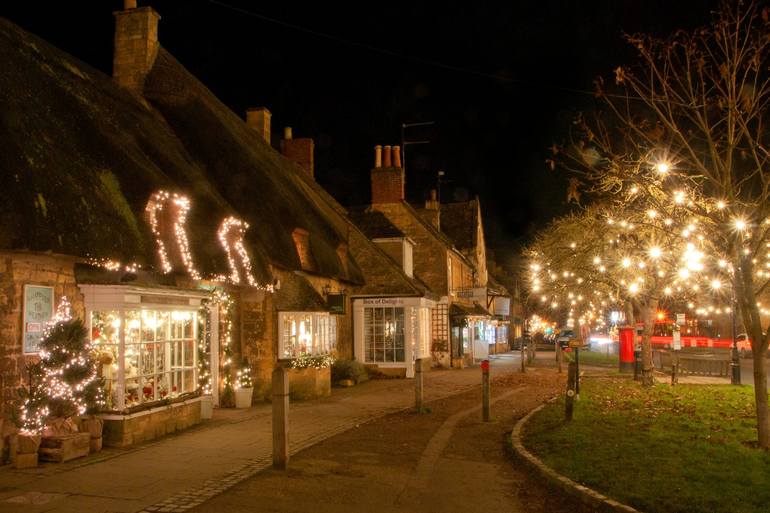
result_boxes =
[364,307,405,363]
[279,312,337,358]
[90,309,197,411]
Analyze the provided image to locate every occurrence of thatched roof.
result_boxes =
[0,18,362,285]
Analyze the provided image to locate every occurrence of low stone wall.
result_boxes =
[101,397,201,447]
[288,367,331,401]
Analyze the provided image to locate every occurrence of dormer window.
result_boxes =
[292,227,314,271]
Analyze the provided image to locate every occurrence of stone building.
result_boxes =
[0,2,429,447]
[349,146,492,368]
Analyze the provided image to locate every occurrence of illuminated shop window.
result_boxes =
[363,307,405,363]
[90,309,197,411]
[279,312,337,358]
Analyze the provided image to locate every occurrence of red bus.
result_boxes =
[645,319,751,354]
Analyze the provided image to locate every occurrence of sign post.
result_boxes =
[415,358,424,412]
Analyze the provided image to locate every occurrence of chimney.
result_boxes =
[370,144,405,204]
[113,1,161,95]
[422,189,440,229]
[280,127,315,179]
[246,107,271,145]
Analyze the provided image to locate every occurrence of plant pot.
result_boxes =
[200,395,214,419]
[234,387,253,409]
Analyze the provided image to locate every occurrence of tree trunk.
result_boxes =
[637,299,657,387]
[735,255,770,449]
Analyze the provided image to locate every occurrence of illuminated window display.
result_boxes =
[91,309,197,410]
[279,312,337,358]
[81,285,206,412]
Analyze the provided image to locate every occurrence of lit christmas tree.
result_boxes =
[20,297,103,434]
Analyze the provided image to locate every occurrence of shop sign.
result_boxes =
[23,285,54,353]
[327,293,346,314]
[363,298,404,306]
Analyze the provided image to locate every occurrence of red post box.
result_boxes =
[619,326,635,373]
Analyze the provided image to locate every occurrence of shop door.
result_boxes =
[473,323,489,360]
[451,326,463,358]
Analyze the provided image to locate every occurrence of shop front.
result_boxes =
[450,302,492,365]
[353,297,434,378]
[79,284,210,447]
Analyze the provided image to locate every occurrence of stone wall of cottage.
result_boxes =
[370,203,449,294]
[0,252,84,420]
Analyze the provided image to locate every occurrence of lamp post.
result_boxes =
[731,289,741,385]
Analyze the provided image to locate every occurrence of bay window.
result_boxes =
[364,307,405,363]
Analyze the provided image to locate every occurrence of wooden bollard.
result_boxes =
[557,344,563,373]
[565,361,577,421]
[520,340,526,373]
[415,358,424,412]
[272,365,289,470]
[481,359,490,422]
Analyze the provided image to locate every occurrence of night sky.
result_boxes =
[3,0,720,264]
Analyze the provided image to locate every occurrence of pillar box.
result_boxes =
[619,326,635,373]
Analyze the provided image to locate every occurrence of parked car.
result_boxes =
[555,328,576,350]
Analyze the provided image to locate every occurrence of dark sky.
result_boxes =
[2,0,720,264]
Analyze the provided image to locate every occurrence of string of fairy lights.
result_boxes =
[527,159,770,329]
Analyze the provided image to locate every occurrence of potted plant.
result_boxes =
[234,361,253,409]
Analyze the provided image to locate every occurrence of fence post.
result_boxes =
[565,361,577,421]
[272,365,289,470]
[415,358,424,412]
[481,359,490,422]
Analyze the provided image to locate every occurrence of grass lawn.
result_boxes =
[565,349,619,367]
[523,378,770,513]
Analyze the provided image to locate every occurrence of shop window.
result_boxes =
[279,312,337,358]
[91,309,197,411]
[364,307,405,363]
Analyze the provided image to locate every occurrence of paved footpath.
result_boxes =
[0,355,520,513]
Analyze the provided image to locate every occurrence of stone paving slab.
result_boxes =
[0,358,518,513]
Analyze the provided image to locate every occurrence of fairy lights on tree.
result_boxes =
[547,2,770,446]
[20,297,103,434]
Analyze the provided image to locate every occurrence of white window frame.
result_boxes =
[79,285,206,413]
[278,311,337,358]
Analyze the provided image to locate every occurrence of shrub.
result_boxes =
[331,359,369,384]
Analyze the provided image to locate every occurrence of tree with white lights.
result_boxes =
[527,200,702,385]
[20,297,103,434]
[552,2,770,446]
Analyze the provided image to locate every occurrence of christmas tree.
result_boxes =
[20,297,103,434]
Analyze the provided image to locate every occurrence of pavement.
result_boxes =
[0,354,524,513]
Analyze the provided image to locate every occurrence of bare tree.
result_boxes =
[553,2,770,447]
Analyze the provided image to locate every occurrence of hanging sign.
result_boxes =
[328,293,346,314]
[23,285,54,353]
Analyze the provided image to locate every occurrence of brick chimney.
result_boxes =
[113,1,161,95]
[422,189,440,229]
[246,107,271,145]
[371,145,405,204]
[280,127,315,179]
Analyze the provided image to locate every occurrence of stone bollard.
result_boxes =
[272,365,289,470]
[415,358,424,412]
[481,359,490,422]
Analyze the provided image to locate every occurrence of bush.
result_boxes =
[331,359,369,384]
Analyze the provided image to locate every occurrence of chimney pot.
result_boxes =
[124,0,137,9]
[383,145,392,167]
[246,107,271,145]
[392,146,401,168]
[284,127,293,140]
[374,145,382,168]
[430,189,437,201]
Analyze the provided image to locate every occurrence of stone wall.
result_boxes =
[371,203,449,294]
[0,252,83,420]
[102,398,201,447]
